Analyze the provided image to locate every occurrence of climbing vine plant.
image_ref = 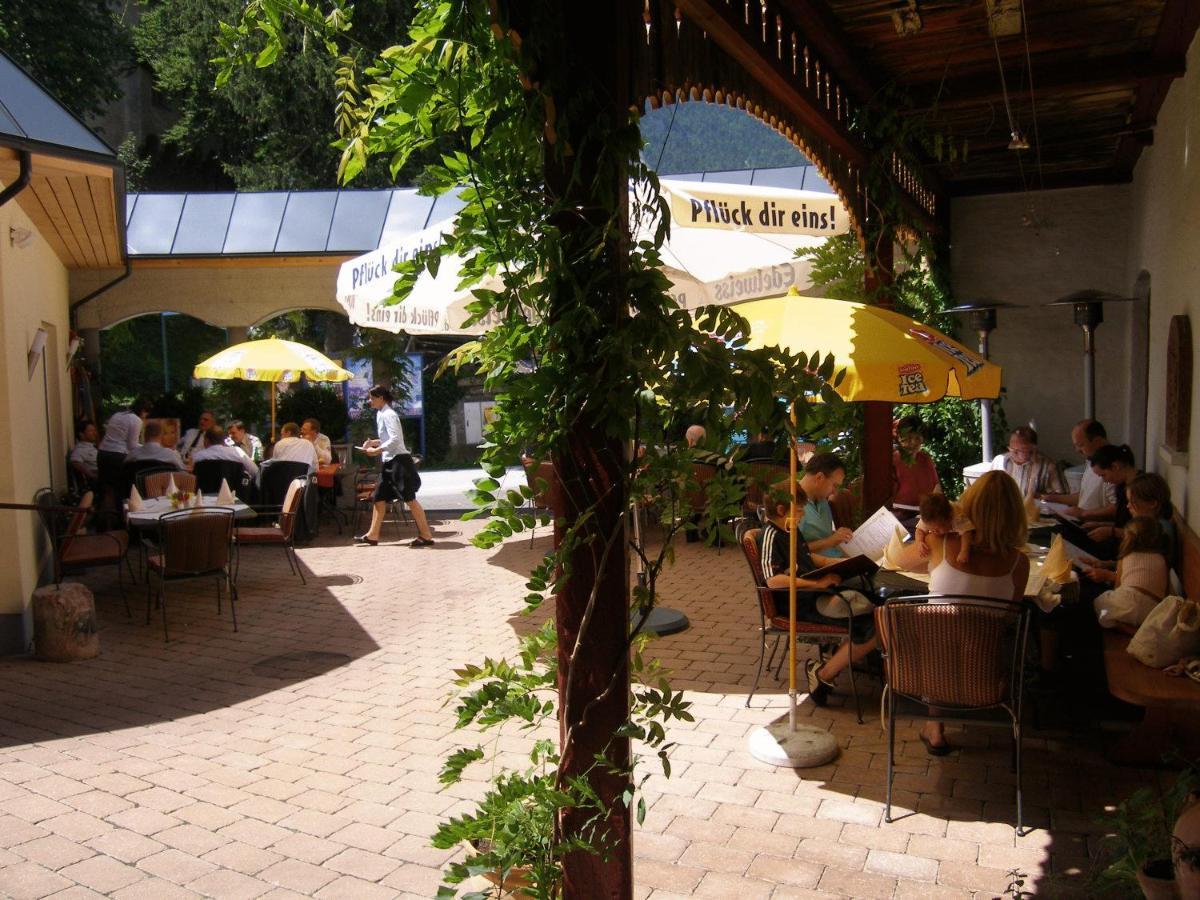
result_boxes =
[219,2,846,894]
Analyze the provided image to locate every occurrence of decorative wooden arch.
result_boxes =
[635,83,866,246]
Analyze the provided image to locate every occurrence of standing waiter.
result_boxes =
[355,385,435,547]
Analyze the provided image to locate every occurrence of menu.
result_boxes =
[841,506,908,562]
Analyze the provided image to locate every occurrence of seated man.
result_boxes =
[798,452,854,558]
[192,426,258,481]
[301,418,333,465]
[991,425,1065,498]
[69,421,100,487]
[270,422,319,472]
[757,481,876,706]
[226,420,264,464]
[128,420,185,469]
[684,424,706,448]
[1038,418,1116,520]
[178,410,216,463]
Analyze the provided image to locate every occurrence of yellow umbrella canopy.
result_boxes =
[193,337,352,441]
[735,293,1002,402]
[193,337,352,383]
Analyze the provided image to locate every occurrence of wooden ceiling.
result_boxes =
[788,0,1200,195]
[0,148,124,269]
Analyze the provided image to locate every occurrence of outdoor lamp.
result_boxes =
[1047,290,1136,420]
[946,301,1013,462]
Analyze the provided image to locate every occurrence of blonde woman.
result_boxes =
[914,471,1029,755]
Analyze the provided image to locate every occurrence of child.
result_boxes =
[1091,516,1170,630]
[915,492,973,564]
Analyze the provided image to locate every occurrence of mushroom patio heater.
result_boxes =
[946,301,1013,462]
[1046,290,1136,420]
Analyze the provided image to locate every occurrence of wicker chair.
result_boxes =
[36,489,133,618]
[738,525,862,721]
[742,462,787,518]
[139,469,193,499]
[875,594,1034,834]
[235,478,306,584]
[146,508,237,641]
[521,457,556,546]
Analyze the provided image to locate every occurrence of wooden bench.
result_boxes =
[1102,512,1200,765]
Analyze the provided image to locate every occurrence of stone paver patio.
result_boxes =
[0,514,1162,898]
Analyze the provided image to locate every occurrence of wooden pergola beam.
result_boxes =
[776,0,877,103]
[906,53,1187,112]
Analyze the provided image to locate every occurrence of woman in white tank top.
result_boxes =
[918,472,1029,754]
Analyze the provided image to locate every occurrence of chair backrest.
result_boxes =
[138,468,189,499]
[259,460,311,507]
[744,462,787,510]
[829,486,858,530]
[63,492,94,548]
[686,462,719,517]
[193,459,247,496]
[739,528,780,621]
[158,509,234,575]
[875,594,1031,711]
[279,478,306,540]
[121,458,170,499]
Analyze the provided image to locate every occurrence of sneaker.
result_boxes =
[805,658,834,706]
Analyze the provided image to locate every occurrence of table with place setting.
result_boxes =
[127,495,256,526]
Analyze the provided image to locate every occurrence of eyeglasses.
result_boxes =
[1008,445,1033,455]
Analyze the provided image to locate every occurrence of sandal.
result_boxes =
[409,537,435,547]
[920,733,952,757]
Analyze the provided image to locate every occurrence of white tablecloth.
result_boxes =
[127,495,254,526]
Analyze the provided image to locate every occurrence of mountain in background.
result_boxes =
[640,101,810,174]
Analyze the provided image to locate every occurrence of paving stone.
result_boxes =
[56,855,144,894]
[257,859,339,894]
[0,861,74,900]
[13,835,96,871]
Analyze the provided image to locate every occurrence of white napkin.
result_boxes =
[128,486,144,513]
[882,527,908,570]
[167,474,178,497]
[193,493,205,508]
[216,479,236,506]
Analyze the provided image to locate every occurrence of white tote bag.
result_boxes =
[1127,596,1200,668]
[1095,586,1158,630]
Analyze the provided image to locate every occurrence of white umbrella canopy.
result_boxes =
[335,179,848,335]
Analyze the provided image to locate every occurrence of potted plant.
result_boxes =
[1093,764,1197,898]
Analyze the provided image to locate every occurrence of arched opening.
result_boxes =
[98,312,227,410]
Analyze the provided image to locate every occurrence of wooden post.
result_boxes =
[520,2,635,896]
[862,235,894,513]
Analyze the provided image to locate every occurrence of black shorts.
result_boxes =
[374,454,421,503]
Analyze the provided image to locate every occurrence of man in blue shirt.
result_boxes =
[797,452,853,558]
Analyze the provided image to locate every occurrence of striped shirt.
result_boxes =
[990,451,1065,497]
[757,520,816,583]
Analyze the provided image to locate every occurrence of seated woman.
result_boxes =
[1089,516,1170,631]
[900,471,1030,756]
[756,481,877,707]
[1078,472,1176,575]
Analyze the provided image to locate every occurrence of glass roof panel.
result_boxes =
[172,194,236,254]
[378,189,436,243]
[326,191,393,251]
[223,193,288,253]
[125,194,185,255]
[275,191,339,252]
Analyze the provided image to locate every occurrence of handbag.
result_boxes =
[1127,596,1200,668]
[1095,585,1159,630]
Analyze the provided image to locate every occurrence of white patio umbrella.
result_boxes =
[335,179,848,335]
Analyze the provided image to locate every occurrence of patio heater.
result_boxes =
[1046,290,1136,419]
[946,302,1012,462]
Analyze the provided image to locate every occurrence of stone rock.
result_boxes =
[32,582,99,662]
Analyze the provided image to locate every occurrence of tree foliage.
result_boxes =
[133,0,421,189]
[0,0,132,120]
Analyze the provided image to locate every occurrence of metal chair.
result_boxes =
[235,478,306,584]
[875,594,1033,834]
[146,508,238,641]
[738,526,862,721]
[352,460,412,536]
[138,468,192,499]
[193,459,251,498]
[36,489,133,618]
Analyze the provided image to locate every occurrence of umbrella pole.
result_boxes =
[270,382,277,443]
[788,403,798,732]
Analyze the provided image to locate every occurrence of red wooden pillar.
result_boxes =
[861,236,895,513]
[520,2,634,897]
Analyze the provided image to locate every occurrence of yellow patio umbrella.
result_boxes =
[193,337,352,441]
[735,290,1002,402]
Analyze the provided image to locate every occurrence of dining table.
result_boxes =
[127,495,256,527]
[315,463,346,534]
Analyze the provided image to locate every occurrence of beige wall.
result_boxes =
[950,185,1135,464]
[0,193,75,653]
[72,261,346,331]
[1127,30,1200,528]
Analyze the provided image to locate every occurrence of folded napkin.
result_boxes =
[167,474,178,497]
[1042,534,1073,583]
[1024,495,1040,524]
[192,493,204,508]
[216,480,236,505]
[128,486,144,513]
[882,526,908,570]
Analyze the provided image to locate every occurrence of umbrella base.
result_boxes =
[748,717,839,768]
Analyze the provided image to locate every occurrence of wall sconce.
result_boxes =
[9,225,33,249]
